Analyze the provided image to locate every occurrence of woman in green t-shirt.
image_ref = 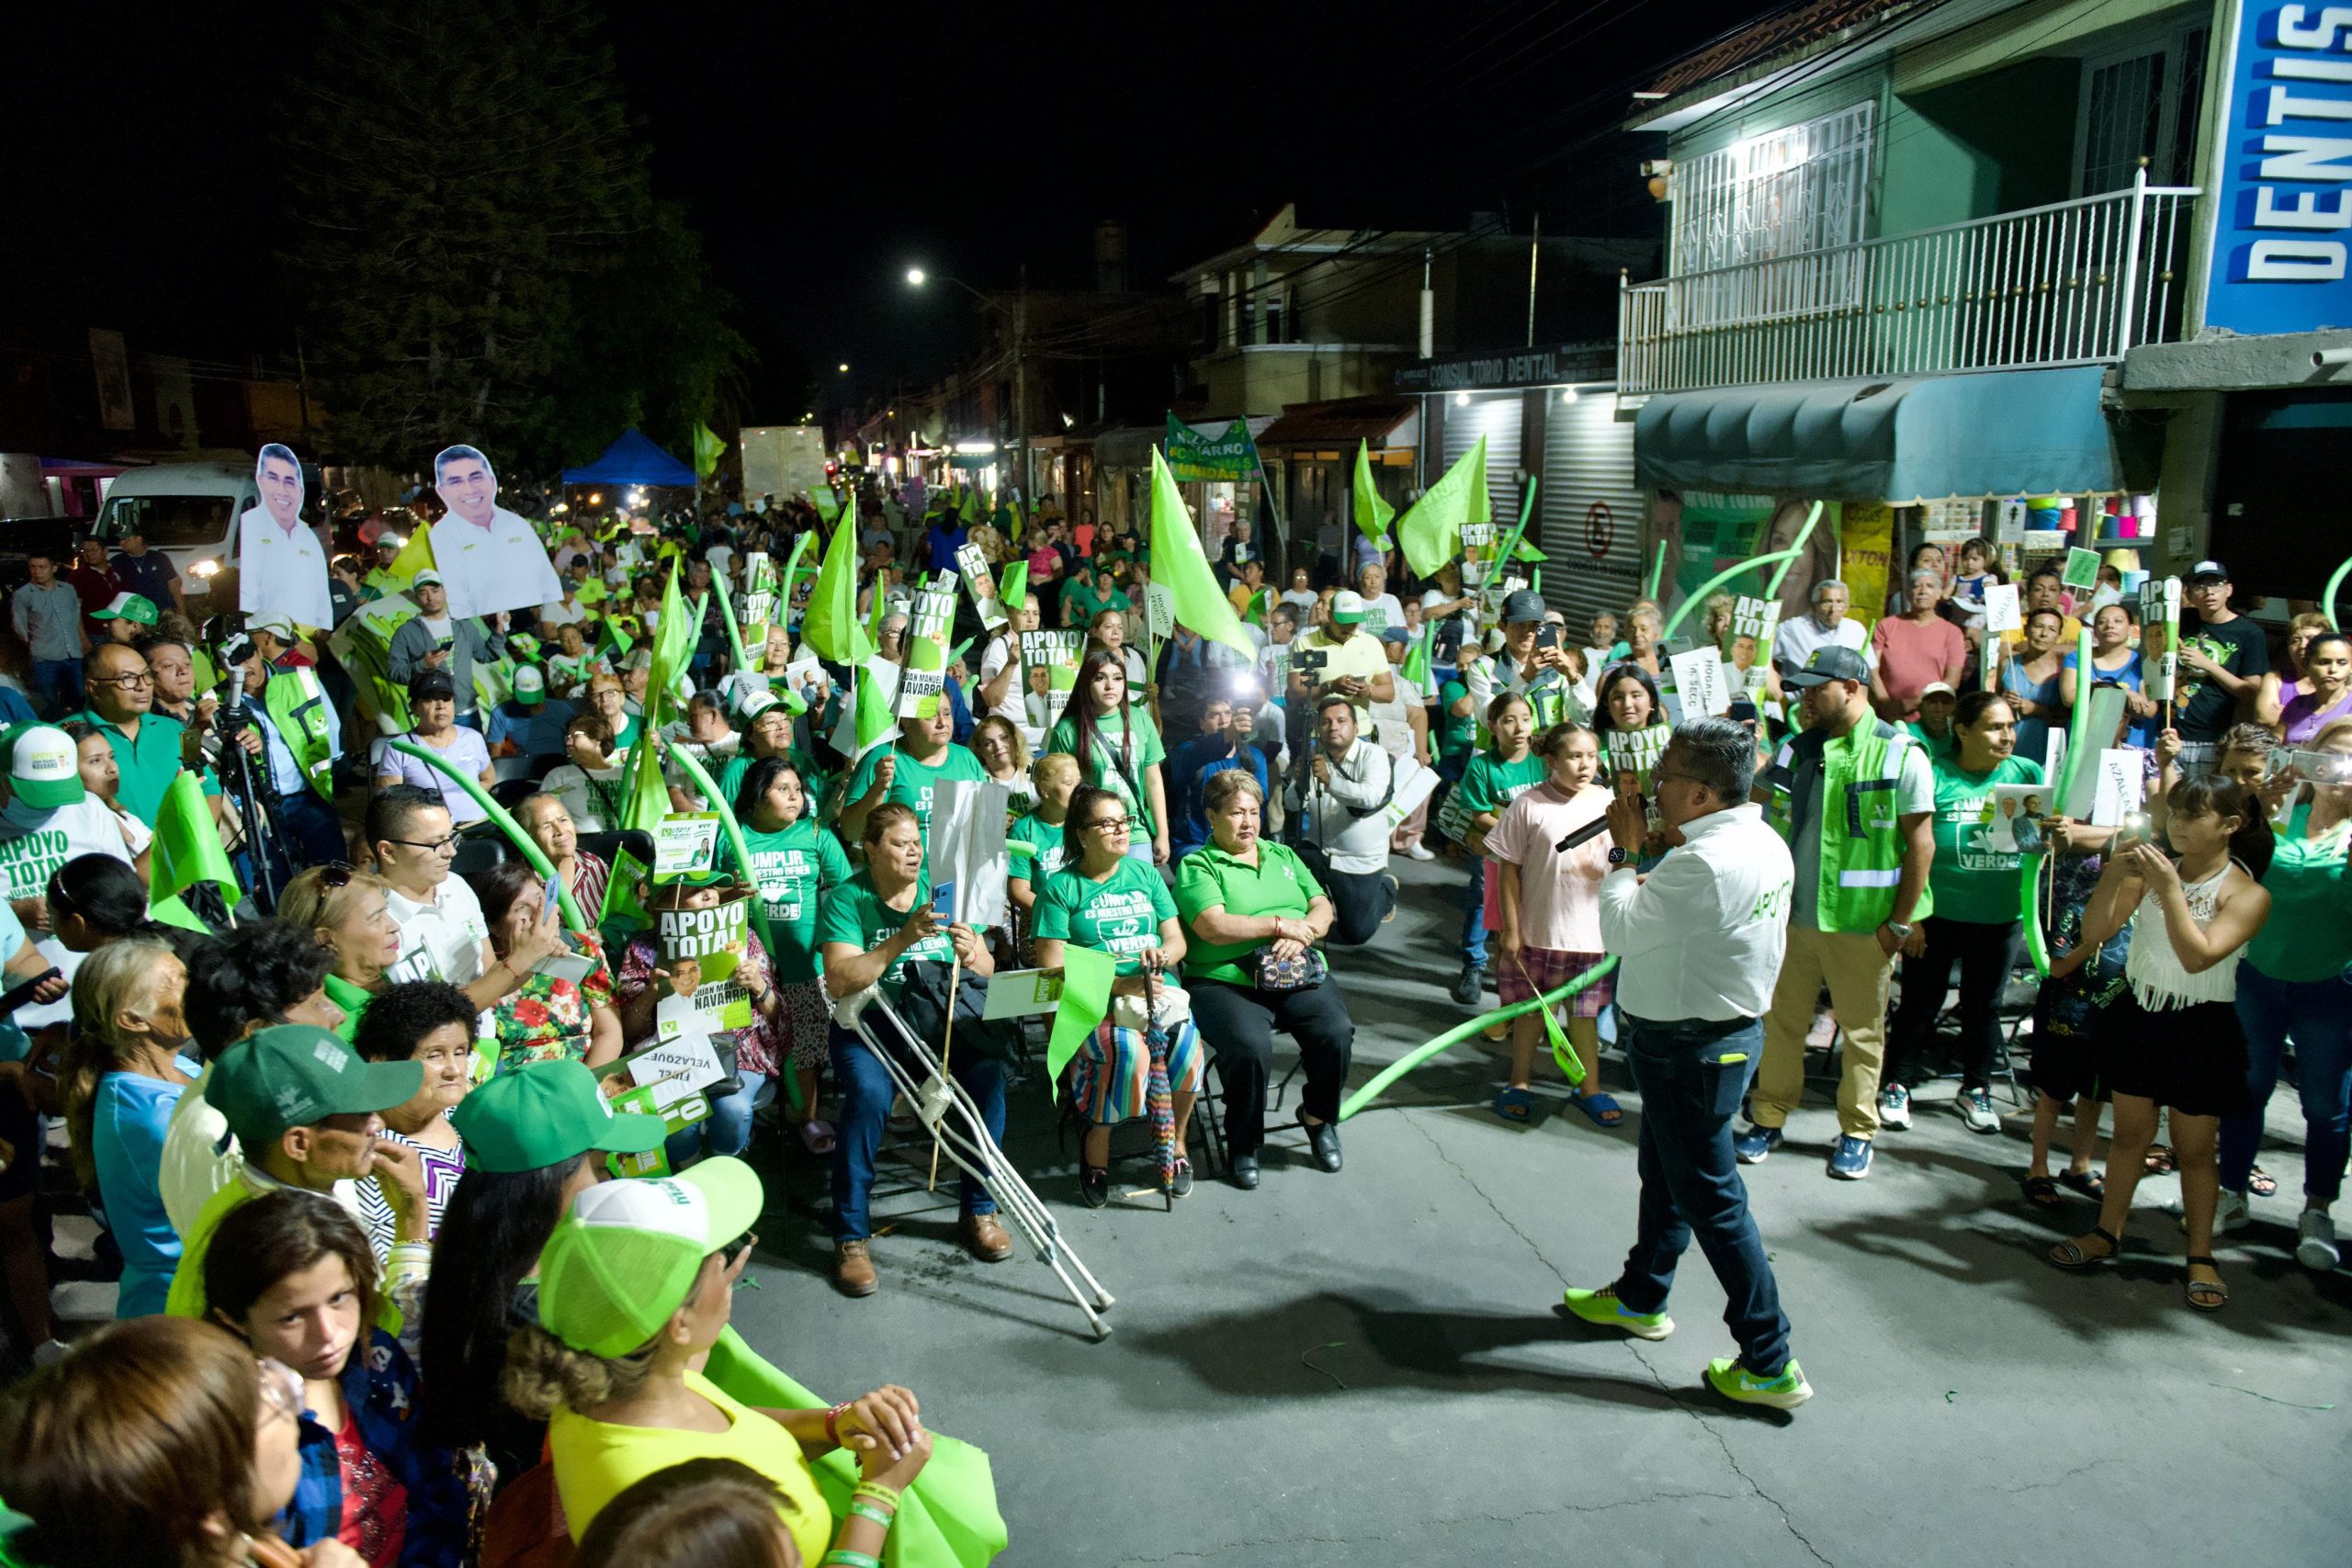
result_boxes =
[838,707,988,847]
[2222,716,2352,1268]
[1046,649,1170,865]
[814,804,1007,1297]
[1174,770,1350,1192]
[731,755,851,1156]
[1883,692,2041,1134]
[1034,785,1204,1208]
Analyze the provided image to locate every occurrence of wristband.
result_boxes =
[823,1553,883,1568]
[824,1401,852,1446]
[852,1480,902,1508]
[847,1501,896,1529]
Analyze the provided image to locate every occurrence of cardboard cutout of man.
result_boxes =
[430,444,561,620]
[238,443,334,630]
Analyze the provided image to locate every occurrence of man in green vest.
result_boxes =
[1735,646,1934,1180]
[223,632,347,878]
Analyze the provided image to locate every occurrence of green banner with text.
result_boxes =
[1163,415,1259,483]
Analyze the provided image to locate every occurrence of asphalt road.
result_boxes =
[728,853,2352,1568]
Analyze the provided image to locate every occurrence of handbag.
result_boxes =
[1112,977,1193,1032]
[1255,946,1326,992]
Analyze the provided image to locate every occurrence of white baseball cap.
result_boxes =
[513,665,547,698]
[3,725,85,809]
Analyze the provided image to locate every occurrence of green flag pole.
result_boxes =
[1763,501,1826,600]
[711,563,752,674]
[2325,552,2352,632]
[2020,626,2101,978]
[1474,477,1542,625]
[1338,958,1618,1121]
[1646,538,1668,601]
[387,740,584,933]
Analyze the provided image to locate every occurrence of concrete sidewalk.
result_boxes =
[735,853,2351,1567]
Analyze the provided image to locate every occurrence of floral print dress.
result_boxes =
[489,933,617,1072]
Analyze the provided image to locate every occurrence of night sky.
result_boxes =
[15,0,1780,419]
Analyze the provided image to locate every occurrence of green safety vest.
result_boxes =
[1775,720,1932,933]
[264,666,335,800]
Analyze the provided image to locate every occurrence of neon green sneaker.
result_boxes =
[1704,1357,1814,1410]
[1562,1285,1673,1340]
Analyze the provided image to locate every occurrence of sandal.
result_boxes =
[2048,1225,2121,1269]
[798,1119,837,1156]
[1568,1091,1624,1129]
[2058,1168,2106,1200]
[2023,1175,2061,1209]
[2143,1145,2175,1176]
[1491,1087,1534,1123]
[2248,1166,2278,1198]
[2184,1255,2227,1312]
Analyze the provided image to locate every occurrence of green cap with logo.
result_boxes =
[450,1059,667,1173]
[92,592,158,626]
[537,1156,763,1358]
[208,1024,424,1150]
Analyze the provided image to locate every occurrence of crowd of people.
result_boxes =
[0,468,2338,1560]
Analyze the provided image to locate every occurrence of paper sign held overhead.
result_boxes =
[2062,547,2102,591]
[1983,582,2023,634]
[652,813,720,877]
[1668,647,1729,718]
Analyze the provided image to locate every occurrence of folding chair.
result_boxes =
[835,982,1117,1338]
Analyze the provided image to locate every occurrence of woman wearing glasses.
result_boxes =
[1033,785,1203,1207]
[0,1314,370,1568]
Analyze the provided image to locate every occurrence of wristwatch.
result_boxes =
[1606,847,1629,866]
[1883,920,1914,942]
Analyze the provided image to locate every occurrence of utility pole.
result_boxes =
[1527,213,1541,349]
[1013,264,1030,505]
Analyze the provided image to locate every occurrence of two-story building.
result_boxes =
[1620,0,2349,623]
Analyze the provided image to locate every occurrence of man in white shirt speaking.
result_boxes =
[1566,716,1812,1411]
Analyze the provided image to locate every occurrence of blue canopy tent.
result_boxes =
[560,427,697,489]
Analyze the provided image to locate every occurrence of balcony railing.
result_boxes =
[1619,169,2198,399]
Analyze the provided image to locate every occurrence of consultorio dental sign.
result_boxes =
[2201,3,2352,334]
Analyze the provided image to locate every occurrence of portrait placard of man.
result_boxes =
[237,443,334,630]
[429,444,561,619]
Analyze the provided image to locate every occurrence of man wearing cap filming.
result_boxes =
[164,1022,434,1320]
[390,567,507,732]
[221,627,348,874]
[238,442,334,631]
[1736,645,1935,1181]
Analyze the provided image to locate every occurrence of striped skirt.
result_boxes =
[1071,1017,1204,1127]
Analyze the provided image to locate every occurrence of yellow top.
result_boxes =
[549,1367,831,1564]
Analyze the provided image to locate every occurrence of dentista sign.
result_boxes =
[2200,3,2352,335]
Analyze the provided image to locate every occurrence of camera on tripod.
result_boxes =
[1292,648,1329,676]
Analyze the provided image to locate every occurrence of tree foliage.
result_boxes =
[280,0,742,471]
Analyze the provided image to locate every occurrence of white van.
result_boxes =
[89,462,262,615]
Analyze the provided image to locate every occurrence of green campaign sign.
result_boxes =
[1163,415,1259,483]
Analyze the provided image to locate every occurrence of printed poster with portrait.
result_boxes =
[426,445,562,619]
[240,443,334,631]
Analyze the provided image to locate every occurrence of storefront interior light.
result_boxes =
[1561,388,1580,404]
[955,440,998,456]
[1453,392,1470,406]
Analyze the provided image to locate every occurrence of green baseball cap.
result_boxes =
[209,1024,424,1150]
[449,1059,668,1173]
[92,592,158,626]
[537,1156,763,1358]
[1,724,83,810]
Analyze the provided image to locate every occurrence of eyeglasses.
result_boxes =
[388,836,459,856]
[256,1357,304,1423]
[1652,771,1709,792]
[88,672,153,688]
[1088,816,1136,834]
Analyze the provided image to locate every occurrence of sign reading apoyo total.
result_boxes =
[2198,4,2352,336]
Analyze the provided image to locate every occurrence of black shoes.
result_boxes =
[1170,1158,1194,1199]
[1079,1164,1111,1209]
[1230,1153,1261,1190]
[1452,964,1487,1005]
[1309,1122,1343,1172]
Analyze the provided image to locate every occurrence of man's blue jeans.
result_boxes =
[829,1023,1005,1242]
[2224,963,2352,1204]
[1614,1013,1792,1377]
[668,1071,771,1168]
[31,658,80,718]
[1460,857,1487,967]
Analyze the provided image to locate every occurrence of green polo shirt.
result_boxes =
[323,972,373,1042]
[1174,840,1326,987]
[76,709,220,826]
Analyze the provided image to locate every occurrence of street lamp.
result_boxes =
[838,362,851,373]
[906,267,926,287]
[901,265,1030,503]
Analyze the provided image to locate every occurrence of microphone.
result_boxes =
[1555,813,1615,855]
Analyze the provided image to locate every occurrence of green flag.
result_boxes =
[957,487,978,525]
[809,485,842,523]
[1402,624,1432,690]
[854,663,897,755]
[995,559,1028,619]
[1352,440,1395,547]
[802,516,873,663]
[1399,434,1490,579]
[1148,448,1254,658]
[150,771,238,931]
[692,421,725,480]
[1046,945,1115,1099]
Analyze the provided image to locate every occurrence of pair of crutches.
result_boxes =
[833,981,1118,1339]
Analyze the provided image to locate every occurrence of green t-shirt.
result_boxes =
[814,871,952,993]
[1033,856,1177,976]
[1175,840,1327,987]
[1009,809,1072,886]
[1456,750,1544,817]
[1436,679,1476,761]
[845,741,988,837]
[717,749,831,820]
[1903,719,1957,761]
[729,818,852,981]
[1926,754,2043,923]
[2247,808,2352,981]
[1046,710,1169,838]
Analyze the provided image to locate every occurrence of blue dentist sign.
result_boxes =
[2201,3,2352,335]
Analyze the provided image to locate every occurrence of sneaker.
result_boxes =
[1170,1158,1194,1200]
[1451,964,1487,1006]
[2184,1189,2251,1235]
[1079,1165,1111,1209]
[1827,1134,1873,1179]
[1878,1084,1912,1130]
[1804,1011,1838,1049]
[1381,874,1401,922]
[1405,841,1437,862]
[2296,1209,2340,1272]
[1704,1356,1814,1410]
[1734,1124,1782,1165]
[1562,1285,1673,1340]
[1954,1087,2000,1134]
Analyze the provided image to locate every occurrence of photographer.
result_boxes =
[1294,694,1396,943]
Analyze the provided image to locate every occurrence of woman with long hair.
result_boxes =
[468,858,624,1076]
[2047,776,2273,1310]
[2255,610,2333,728]
[1046,648,1170,863]
[2276,631,2352,745]
[61,936,194,1315]
[970,714,1035,818]
[47,850,203,955]
[1593,662,1672,795]
[729,754,849,1155]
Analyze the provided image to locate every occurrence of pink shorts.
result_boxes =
[1496,946,1614,1017]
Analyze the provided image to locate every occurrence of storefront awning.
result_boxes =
[1634,367,2157,502]
[1256,396,1418,448]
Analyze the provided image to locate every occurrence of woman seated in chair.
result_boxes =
[371,668,496,826]
[468,858,624,1076]
[277,863,407,1041]
[515,789,614,921]
[1175,770,1351,1193]
[1033,784,1203,1209]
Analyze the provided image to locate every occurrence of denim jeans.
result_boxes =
[829,1021,1004,1241]
[2223,962,2352,1204]
[1460,857,1487,967]
[31,658,80,718]
[1615,1013,1792,1377]
[667,1071,771,1167]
